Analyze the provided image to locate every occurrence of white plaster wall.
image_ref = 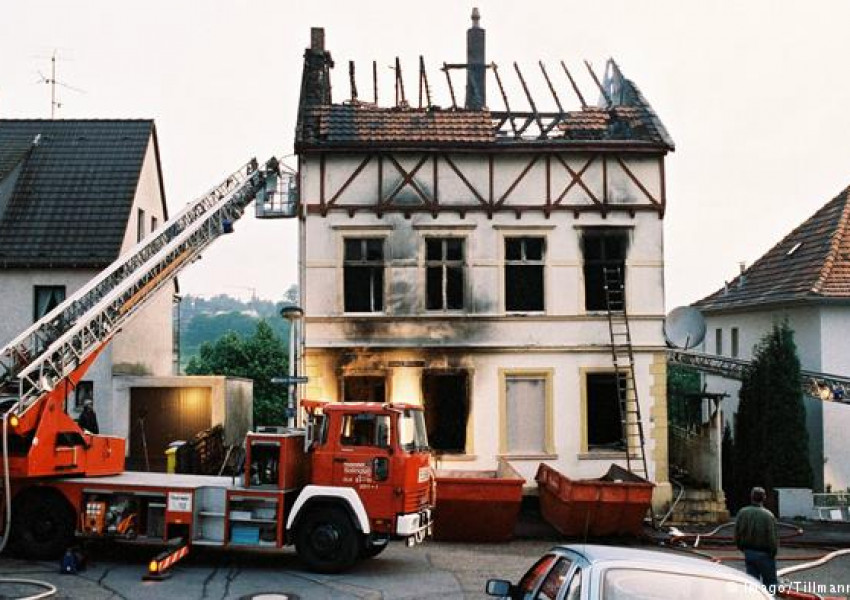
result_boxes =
[823,401,850,491]
[112,137,174,376]
[819,306,850,375]
[301,153,663,211]
[0,268,116,429]
[701,305,832,492]
[304,213,664,324]
[701,307,822,368]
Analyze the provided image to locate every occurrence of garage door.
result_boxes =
[129,387,212,471]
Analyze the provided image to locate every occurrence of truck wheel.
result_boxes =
[11,489,74,560]
[294,507,360,573]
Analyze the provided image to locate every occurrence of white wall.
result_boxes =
[301,149,671,507]
[819,305,850,375]
[823,401,850,491]
[112,136,174,377]
[0,268,115,425]
[700,304,848,493]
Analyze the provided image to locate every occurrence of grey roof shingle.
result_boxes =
[0,119,159,268]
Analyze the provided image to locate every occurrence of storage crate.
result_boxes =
[253,507,277,520]
[231,525,260,545]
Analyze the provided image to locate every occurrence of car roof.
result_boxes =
[552,544,749,578]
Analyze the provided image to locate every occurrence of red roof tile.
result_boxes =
[695,186,850,311]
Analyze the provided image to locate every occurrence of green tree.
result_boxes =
[732,321,812,510]
[667,364,702,429]
[185,320,288,425]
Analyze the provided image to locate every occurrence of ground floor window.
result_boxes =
[74,381,94,411]
[343,375,386,403]
[422,371,469,454]
[586,372,626,451]
[503,371,551,455]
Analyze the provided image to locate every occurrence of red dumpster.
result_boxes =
[433,460,525,542]
[536,463,653,537]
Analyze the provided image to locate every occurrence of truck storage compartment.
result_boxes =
[535,463,653,537]
[433,460,524,542]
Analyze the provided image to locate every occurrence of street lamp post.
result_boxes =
[280,305,304,428]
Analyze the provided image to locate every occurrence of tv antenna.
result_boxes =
[35,50,84,118]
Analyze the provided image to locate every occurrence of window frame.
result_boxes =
[499,368,555,458]
[580,367,629,456]
[715,328,723,356]
[579,226,631,312]
[731,327,739,358]
[423,236,466,312]
[503,235,547,314]
[341,236,387,314]
[74,381,94,411]
[137,208,146,242]
[33,284,66,321]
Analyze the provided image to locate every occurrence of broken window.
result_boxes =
[343,375,386,403]
[426,238,465,310]
[581,228,628,311]
[343,238,384,312]
[505,375,547,454]
[74,381,94,411]
[586,373,626,451]
[33,285,66,321]
[505,237,545,312]
[422,371,469,454]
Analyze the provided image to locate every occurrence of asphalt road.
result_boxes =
[0,539,847,599]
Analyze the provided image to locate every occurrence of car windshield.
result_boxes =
[603,568,769,599]
[399,408,429,452]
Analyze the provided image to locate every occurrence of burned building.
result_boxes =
[294,11,674,507]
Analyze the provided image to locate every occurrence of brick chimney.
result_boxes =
[465,8,486,110]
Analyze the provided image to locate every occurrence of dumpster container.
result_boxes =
[535,463,653,537]
[433,460,525,542]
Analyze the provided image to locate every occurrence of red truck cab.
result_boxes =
[308,403,432,539]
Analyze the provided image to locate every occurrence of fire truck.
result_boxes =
[0,158,433,575]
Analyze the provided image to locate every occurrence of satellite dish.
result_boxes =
[664,306,706,350]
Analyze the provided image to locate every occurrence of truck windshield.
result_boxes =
[399,409,429,453]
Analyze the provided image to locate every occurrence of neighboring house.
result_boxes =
[295,13,675,508]
[694,185,850,492]
[0,119,175,439]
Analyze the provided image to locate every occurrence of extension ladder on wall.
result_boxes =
[603,266,649,479]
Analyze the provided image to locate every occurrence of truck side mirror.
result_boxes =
[485,579,512,597]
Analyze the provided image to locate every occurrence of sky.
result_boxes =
[2,1,850,309]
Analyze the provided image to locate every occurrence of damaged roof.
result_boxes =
[294,28,673,152]
[296,72,673,151]
[694,186,850,312]
[0,119,163,269]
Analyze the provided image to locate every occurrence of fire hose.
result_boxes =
[669,523,850,600]
[0,414,57,599]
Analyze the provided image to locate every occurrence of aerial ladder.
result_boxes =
[0,156,284,480]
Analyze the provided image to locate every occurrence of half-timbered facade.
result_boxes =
[295,14,674,508]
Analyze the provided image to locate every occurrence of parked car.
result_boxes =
[486,544,772,599]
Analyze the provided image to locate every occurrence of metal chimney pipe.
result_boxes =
[465,8,486,110]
